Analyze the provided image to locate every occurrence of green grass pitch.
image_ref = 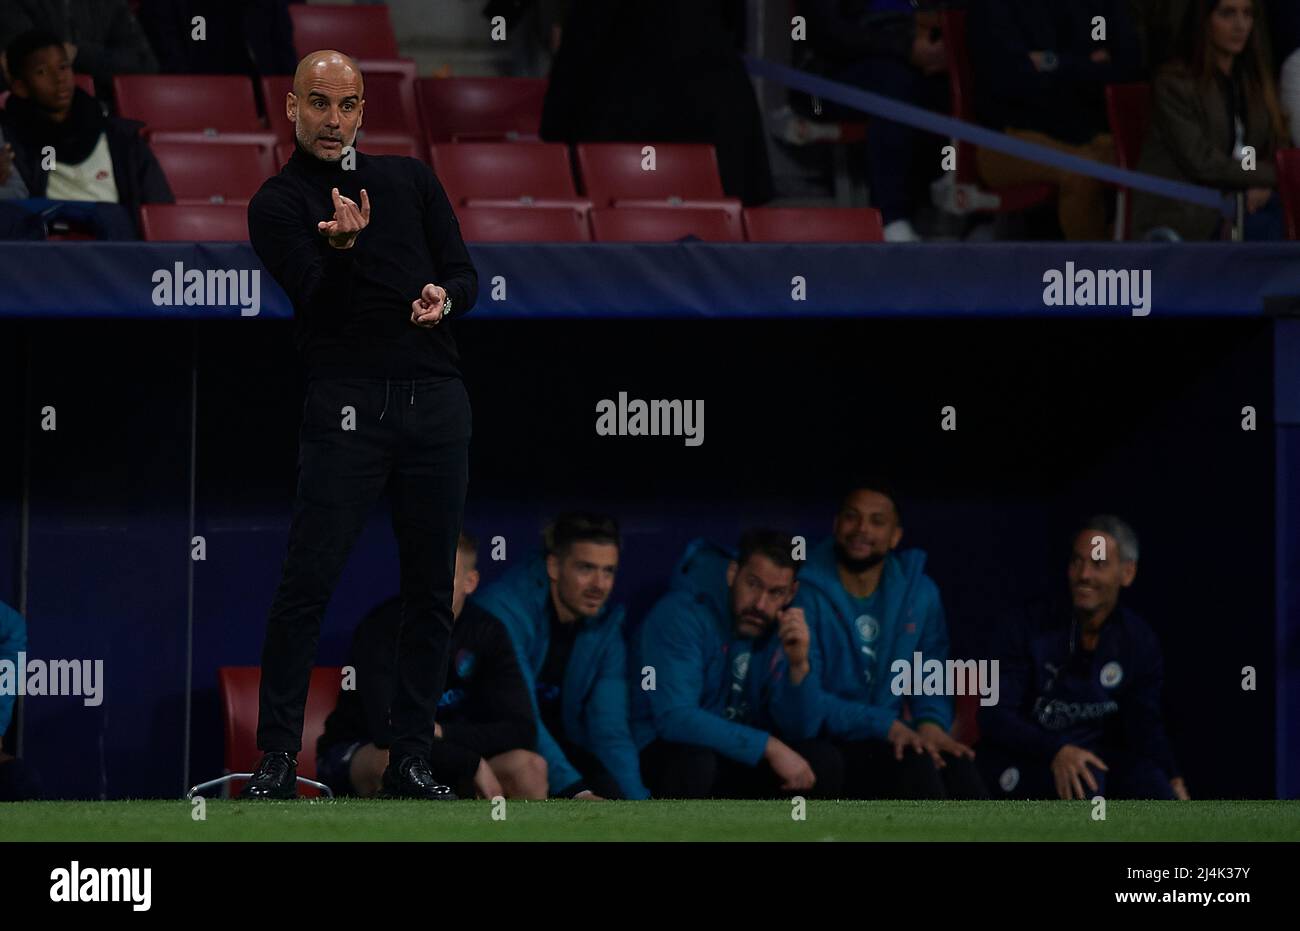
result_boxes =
[1,800,1297,841]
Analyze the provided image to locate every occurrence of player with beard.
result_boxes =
[632,531,839,798]
[473,513,650,800]
[791,479,987,799]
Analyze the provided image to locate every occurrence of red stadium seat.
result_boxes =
[355,137,421,159]
[354,70,420,139]
[288,4,400,60]
[952,692,982,748]
[1106,83,1152,240]
[743,207,884,242]
[940,10,1055,215]
[614,197,743,227]
[275,137,420,168]
[458,205,591,242]
[261,75,296,146]
[140,204,249,241]
[590,206,742,242]
[415,77,547,143]
[429,142,577,203]
[464,198,594,227]
[1277,148,1300,240]
[576,143,727,205]
[114,75,262,134]
[219,667,341,797]
[151,142,276,204]
[146,131,278,151]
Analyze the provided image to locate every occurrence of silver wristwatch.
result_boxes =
[441,295,453,320]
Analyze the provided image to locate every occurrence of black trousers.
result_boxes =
[640,738,845,799]
[256,376,471,763]
[835,739,989,800]
[977,741,1175,800]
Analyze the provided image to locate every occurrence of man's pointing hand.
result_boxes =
[318,187,370,249]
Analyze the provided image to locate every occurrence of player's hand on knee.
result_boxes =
[887,720,925,761]
[1051,744,1107,800]
[916,721,976,768]
[317,187,370,249]
[764,737,815,790]
[784,755,816,791]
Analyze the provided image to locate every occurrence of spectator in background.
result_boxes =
[633,533,838,799]
[317,533,543,800]
[474,513,650,800]
[1133,0,1286,241]
[792,480,987,800]
[540,0,774,205]
[137,0,297,79]
[1,599,42,801]
[1128,0,1193,71]
[969,0,1142,240]
[978,517,1188,801]
[1268,0,1300,145]
[483,0,572,79]
[0,0,156,99]
[800,0,951,243]
[0,31,173,237]
[0,128,31,199]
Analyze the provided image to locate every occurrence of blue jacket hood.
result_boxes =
[797,536,928,611]
[666,537,736,631]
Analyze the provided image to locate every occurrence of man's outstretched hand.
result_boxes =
[318,186,370,249]
[915,721,976,769]
[411,283,447,327]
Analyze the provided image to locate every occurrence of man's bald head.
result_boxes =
[292,49,364,99]
[286,50,365,162]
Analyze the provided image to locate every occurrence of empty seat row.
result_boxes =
[112,73,546,152]
[458,206,884,243]
[431,142,728,208]
[287,4,400,61]
[139,203,884,244]
[151,139,739,210]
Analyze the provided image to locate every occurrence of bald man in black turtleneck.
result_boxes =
[242,50,477,801]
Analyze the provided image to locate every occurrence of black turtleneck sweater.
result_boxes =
[247,146,478,379]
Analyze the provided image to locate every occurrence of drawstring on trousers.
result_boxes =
[378,379,414,422]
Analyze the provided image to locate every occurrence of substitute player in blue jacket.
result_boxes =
[632,531,839,798]
[474,512,650,800]
[979,516,1187,800]
[792,480,986,799]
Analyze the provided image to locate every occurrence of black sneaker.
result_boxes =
[379,755,457,800]
[239,751,297,799]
